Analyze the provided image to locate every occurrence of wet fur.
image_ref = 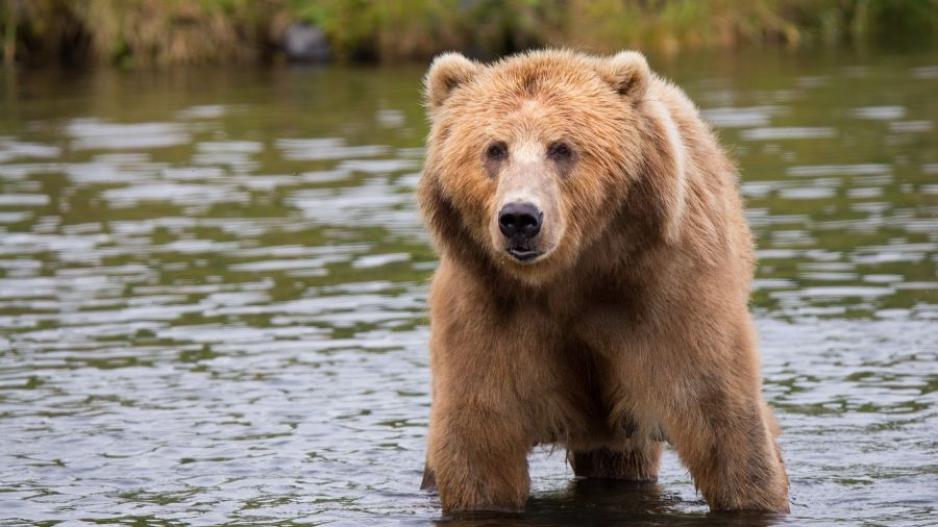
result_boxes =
[418,50,789,514]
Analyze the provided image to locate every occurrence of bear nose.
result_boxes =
[498,202,543,240]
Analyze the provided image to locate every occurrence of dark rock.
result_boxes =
[283,23,330,63]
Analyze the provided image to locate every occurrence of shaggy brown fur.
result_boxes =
[417,49,789,515]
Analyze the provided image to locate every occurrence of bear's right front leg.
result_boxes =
[423,262,552,513]
[427,400,530,513]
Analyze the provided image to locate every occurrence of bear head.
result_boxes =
[419,49,682,286]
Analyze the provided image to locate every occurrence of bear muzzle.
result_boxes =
[498,201,543,262]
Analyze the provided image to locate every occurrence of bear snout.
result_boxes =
[498,202,543,261]
[498,202,542,239]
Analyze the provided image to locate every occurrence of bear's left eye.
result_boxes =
[547,141,573,162]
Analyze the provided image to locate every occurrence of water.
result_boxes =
[0,48,936,526]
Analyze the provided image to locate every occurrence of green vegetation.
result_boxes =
[2,0,938,67]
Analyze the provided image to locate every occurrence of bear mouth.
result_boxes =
[506,247,542,262]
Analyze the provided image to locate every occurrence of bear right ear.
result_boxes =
[595,51,650,100]
[425,52,480,112]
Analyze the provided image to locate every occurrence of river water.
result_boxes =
[0,48,936,526]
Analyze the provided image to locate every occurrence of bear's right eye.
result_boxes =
[485,142,508,162]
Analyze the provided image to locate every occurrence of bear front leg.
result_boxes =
[663,386,789,512]
[427,402,530,513]
[568,440,662,481]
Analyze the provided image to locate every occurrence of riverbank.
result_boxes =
[2,0,937,67]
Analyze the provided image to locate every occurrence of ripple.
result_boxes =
[849,105,906,120]
[786,164,891,177]
[0,138,61,162]
[778,186,836,199]
[0,194,49,206]
[740,126,836,140]
[276,138,389,161]
[889,120,933,133]
[701,105,779,128]
[67,119,190,151]
[102,183,249,206]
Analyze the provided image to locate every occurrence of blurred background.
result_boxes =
[1,1,936,526]
[3,0,938,66]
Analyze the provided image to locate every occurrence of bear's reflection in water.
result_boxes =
[436,479,783,527]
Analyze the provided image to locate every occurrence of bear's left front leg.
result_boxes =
[660,376,789,512]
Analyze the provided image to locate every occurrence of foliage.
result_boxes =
[2,0,937,67]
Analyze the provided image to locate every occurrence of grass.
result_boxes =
[2,0,938,67]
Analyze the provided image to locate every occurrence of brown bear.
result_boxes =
[417,49,789,515]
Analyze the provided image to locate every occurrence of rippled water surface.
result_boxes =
[1,49,937,526]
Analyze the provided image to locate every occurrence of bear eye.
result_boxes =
[547,141,573,161]
[486,142,508,161]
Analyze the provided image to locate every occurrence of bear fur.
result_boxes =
[417,49,789,514]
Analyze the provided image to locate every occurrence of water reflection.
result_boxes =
[0,49,936,525]
[436,480,792,527]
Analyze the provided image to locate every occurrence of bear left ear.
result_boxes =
[425,52,481,113]
[596,51,650,100]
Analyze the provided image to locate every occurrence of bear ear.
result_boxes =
[596,51,650,100]
[425,52,481,112]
